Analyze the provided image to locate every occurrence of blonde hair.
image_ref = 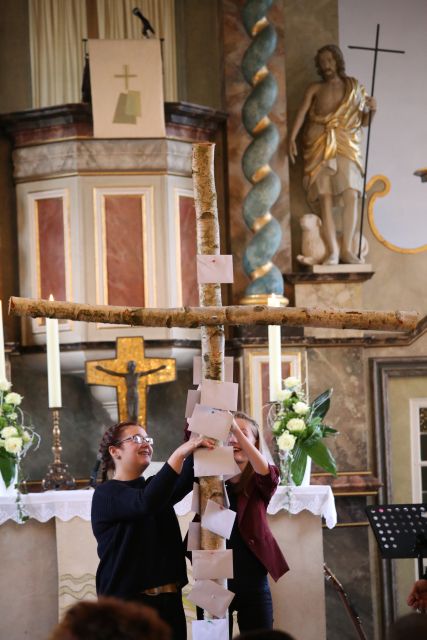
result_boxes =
[232,411,261,495]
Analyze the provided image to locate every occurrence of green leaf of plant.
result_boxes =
[0,450,16,487]
[323,426,339,436]
[291,444,308,485]
[311,389,333,420]
[304,439,337,476]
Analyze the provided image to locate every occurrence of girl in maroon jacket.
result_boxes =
[226,411,289,634]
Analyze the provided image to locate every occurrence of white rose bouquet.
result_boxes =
[269,376,338,485]
[0,379,40,494]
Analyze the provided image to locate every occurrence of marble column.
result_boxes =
[222,0,291,302]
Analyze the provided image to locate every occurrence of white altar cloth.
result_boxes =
[0,484,336,528]
[0,484,334,640]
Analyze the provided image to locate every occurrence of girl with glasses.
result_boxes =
[91,421,213,640]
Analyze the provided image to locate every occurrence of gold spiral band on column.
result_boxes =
[250,261,273,281]
[252,211,272,232]
[253,66,269,85]
[252,115,270,135]
[251,164,271,183]
[252,17,268,36]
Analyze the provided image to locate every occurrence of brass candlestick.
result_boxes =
[42,408,76,490]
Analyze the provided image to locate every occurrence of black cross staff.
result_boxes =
[348,24,405,257]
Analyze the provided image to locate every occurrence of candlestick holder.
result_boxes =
[42,408,76,490]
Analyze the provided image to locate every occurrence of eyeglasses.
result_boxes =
[115,434,154,446]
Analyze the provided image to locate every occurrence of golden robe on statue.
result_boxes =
[302,77,367,207]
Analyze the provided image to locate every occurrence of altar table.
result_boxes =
[0,485,336,640]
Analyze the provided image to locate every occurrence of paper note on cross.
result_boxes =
[85,336,176,426]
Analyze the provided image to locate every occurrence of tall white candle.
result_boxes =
[268,294,282,402]
[46,296,62,408]
[0,300,6,381]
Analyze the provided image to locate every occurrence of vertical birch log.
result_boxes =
[192,142,227,552]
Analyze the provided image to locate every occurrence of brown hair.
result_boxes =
[48,597,171,640]
[232,411,260,495]
[315,44,346,79]
[99,421,139,482]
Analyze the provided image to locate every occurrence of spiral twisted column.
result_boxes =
[240,0,285,303]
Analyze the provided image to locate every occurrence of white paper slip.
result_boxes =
[192,549,234,580]
[192,619,229,640]
[185,389,201,418]
[200,379,238,412]
[187,404,233,441]
[196,254,234,284]
[194,446,237,477]
[193,356,234,385]
[187,521,201,551]
[189,579,234,618]
[201,499,236,539]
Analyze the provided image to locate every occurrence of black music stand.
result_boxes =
[366,503,427,579]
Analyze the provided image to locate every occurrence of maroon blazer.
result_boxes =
[235,464,289,582]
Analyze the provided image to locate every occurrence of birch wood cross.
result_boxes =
[7,143,421,614]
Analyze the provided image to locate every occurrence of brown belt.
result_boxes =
[142,583,179,596]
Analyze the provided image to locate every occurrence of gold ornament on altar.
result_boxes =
[86,337,176,427]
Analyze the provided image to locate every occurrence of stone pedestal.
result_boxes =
[286,267,375,338]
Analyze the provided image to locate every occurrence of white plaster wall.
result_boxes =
[339,0,427,250]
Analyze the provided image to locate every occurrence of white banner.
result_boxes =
[89,39,165,138]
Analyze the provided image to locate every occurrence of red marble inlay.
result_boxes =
[37,197,66,301]
[179,196,199,306]
[105,195,145,307]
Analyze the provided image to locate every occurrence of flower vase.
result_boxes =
[279,451,312,486]
[301,456,312,487]
[0,466,18,497]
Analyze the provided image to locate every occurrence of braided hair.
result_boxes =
[99,421,139,482]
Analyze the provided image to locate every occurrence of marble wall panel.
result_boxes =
[324,524,375,640]
[307,347,367,471]
[36,196,66,300]
[179,195,199,307]
[104,195,144,307]
[222,0,292,301]
[12,138,194,181]
[294,281,363,338]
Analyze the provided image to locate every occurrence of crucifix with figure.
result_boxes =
[86,336,176,426]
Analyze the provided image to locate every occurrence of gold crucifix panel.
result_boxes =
[85,337,176,427]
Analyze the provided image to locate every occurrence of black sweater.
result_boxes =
[91,457,194,599]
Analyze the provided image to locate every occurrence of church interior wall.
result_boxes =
[338,0,427,315]
[0,2,426,639]
[0,0,32,114]
[175,0,224,110]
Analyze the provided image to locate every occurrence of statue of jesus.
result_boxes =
[289,44,377,265]
[96,360,166,422]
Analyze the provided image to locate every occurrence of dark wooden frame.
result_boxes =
[371,356,427,633]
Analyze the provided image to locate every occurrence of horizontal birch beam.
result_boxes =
[9,297,420,332]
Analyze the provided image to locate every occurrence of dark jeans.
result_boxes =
[229,575,273,636]
[196,576,273,637]
[136,591,187,640]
